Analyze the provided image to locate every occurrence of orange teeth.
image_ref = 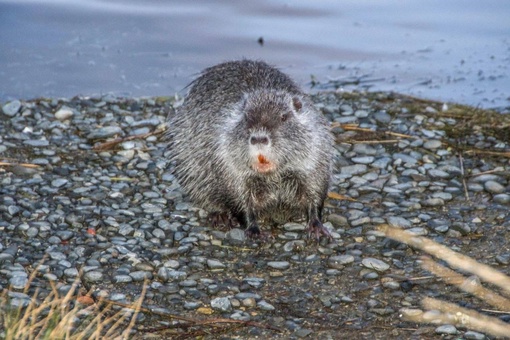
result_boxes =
[258,154,270,164]
[253,154,275,173]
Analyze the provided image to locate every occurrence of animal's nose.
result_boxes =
[250,136,269,145]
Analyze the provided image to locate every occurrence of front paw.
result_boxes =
[307,218,333,241]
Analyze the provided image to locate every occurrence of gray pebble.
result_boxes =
[10,274,28,290]
[484,180,505,194]
[267,261,290,270]
[83,271,103,283]
[227,228,246,242]
[158,268,187,282]
[341,164,368,176]
[407,227,428,236]
[328,255,354,269]
[354,109,369,118]
[392,153,418,164]
[7,205,20,216]
[374,111,392,123]
[130,271,153,281]
[64,268,79,278]
[243,277,265,288]
[423,140,442,149]
[257,300,275,311]
[387,216,412,228]
[114,275,133,283]
[236,292,261,300]
[23,139,49,147]
[54,106,74,120]
[428,169,451,179]
[464,331,487,339]
[422,198,444,206]
[51,178,68,188]
[494,194,510,204]
[87,126,123,139]
[361,258,390,272]
[207,259,226,269]
[351,156,375,164]
[2,100,21,116]
[435,324,458,335]
[6,292,31,308]
[211,297,232,312]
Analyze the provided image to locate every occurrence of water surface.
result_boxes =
[1,0,509,110]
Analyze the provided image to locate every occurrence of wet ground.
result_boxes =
[1,0,509,110]
[1,91,509,338]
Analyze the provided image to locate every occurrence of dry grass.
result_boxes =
[0,271,145,340]
[379,225,510,338]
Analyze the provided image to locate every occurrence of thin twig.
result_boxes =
[423,297,510,338]
[379,225,510,295]
[421,257,510,311]
[458,152,470,201]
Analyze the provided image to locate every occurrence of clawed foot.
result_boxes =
[208,212,239,229]
[307,218,333,241]
[245,224,273,240]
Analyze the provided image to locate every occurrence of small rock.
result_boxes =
[9,275,28,290]
[464,331,487,340]
[494,194,510,204]
[341,164,368,176]
[435,324,458,335]
[294,329,313,338]
[387,216,412,228]
[351,156,375,164]
[374,111,392,123]
[83,271,103,283]
[54,106,74,120]
[361,258,390,272]
[2,100,21,116]
[257,300,275,311]
[484,181,505,194]
[267,261,290,270]
[328,255,354,269]
[211,297,232,312]
[423,140,442,149]
[227,228,246,242]
[327,214,348,227]
[422,198,444,207]
[207,259,226,269]
[428,169,450,179]
[51,178,68,188]
[87,126,123,139]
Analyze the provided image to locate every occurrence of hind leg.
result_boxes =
[306,203,332,241]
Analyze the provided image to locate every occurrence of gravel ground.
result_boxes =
[1,91,510,339]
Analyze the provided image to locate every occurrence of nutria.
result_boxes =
[167,60,334,239]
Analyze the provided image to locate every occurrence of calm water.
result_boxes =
[1,0,509,110]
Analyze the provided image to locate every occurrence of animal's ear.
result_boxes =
[292,96,303,112]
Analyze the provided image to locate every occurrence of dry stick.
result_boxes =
[331,123,416,139]
[458,152,470,201]
[92,128,165,151]
[422,297,510,338]
[379,225,510,295]
[327,192,357,202]
[465,149,510,158]
[0,162,40,168]
[108,299,283,333]
[120,282,147,339]
[349,140,401,144]
[469,168,506,177]
[421,257,510,311]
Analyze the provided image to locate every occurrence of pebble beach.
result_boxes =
[1,91,509,338]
